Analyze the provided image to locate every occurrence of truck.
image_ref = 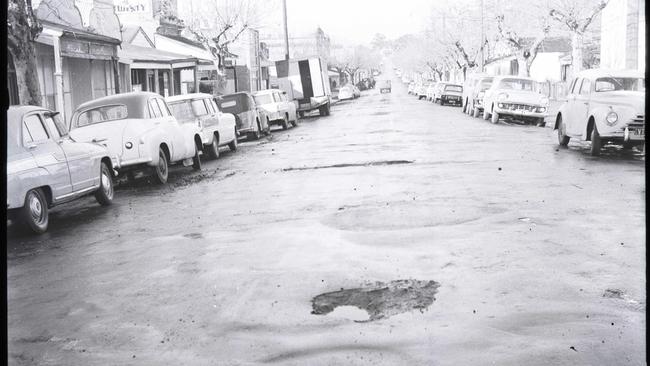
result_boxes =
[274,57,332,117]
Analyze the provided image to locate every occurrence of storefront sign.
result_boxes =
[114,0,150,14]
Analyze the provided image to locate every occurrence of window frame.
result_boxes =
[22,113,50,145]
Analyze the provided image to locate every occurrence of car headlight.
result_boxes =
[606,111,618,125]
[538,107,547,113]
[125,142,133,149]
[497,93,508,101]
[497,103,504,108]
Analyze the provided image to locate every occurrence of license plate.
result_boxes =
[448,100,456,104]
[634,128,644,136]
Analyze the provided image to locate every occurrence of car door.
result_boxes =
[156,97,192,160]
[273,92,287,120]
[22,112,73,199]
[42,112,97,191]
[563,78,580,134]
[568,78,592,136]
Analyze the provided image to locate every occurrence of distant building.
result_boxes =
[600,0,645,70]
[261,27,331,65]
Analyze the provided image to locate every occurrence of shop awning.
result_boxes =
[119,43,211,69]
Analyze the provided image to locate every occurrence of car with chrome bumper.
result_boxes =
[216,92,270,140]
[554,69,645,156]
[7,106,115,233]
[166,93,238,160]
[482,76,549,126]
[438,83,463,106]
[468,76,494,118]
[69,92,202,184]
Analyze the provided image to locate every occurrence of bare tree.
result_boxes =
[549,0,609,73]
[7,0,42,105]
[184,0,269,69]
[496,14,550,77]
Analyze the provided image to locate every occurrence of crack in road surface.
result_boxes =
[282,160,413,172]
[311,279,440,322]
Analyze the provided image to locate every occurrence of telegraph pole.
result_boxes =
[479,0,485,72]
[282,0,290,60]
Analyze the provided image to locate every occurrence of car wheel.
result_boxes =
[298,111,305,118]
[325,103,331,116]
[491,111,499,124]
[473,106,480,118]
[206,134,220,159]
[228,129,238,151]
[152,147,169,184]
[20,188,49,234]
[590,125,602,156]
[557,116,570,146]
[192,144,202,171]
[249,121,261,140]
[291,117,298,127]
[281,115,289,130]
[94,162,114,206]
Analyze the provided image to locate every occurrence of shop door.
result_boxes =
[68,58,92,111]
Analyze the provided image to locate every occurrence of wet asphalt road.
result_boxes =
[6,77,646,365]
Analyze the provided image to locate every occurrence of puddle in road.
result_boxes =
[282,160,413,172]
[311,279,440,322]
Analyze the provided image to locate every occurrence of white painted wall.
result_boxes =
[601,0,630,69]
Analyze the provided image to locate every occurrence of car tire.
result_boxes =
[281,115,289,130]
[557,116,570,146]
[291,117,298,127]
[20,188,49,234]
[473,106,481,118]
[228,129,238,151]
[590,125,602,156]
[491,111,499,124]
[483,107,490,120]
[152,147,169,184]
[94,162,114,206]
[206,134,220,159]
[249,121,261,141]
[298,111,305,118]
[192,144,202,171]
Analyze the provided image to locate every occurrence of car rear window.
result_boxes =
[76,105,128,127]
[254,94,273,105]
[445,85,462,92]
[168,101,196,123]
[595,77,645,92]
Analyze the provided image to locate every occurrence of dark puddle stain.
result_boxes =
[183,233,204,239]
[372,111,390,116]
[311,279,440,321]
[283,160,413,172]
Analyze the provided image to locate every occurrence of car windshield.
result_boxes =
[498,78,537,91]
[75,105,128,127]
[254,94,274,105]
[168,101,196,123]
[445,85,462,92]
[595,77,645,92]
[479,79,493,90]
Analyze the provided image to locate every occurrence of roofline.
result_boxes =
[41,20,122,45]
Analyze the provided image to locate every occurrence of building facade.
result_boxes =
[600,0,645,70]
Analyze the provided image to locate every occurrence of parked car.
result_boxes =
[431,82,449,103]
[438,83,463,106]
[462,73,488,113]
[554,69,645,156]
[407,82,416,95]
[469,77,494,118]
[481,76,549,126]
[252,89,298,130]
[426,83,438,101]
[7,106,115,233]
[166,93,237,160]
[216,92,270,140]
[416,83,430,100]
[338,85,355,101]
[69,92,202,185]
[378,79,392,93]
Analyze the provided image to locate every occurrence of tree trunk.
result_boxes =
[10,50,42,106]
[571,32,584,75]
[516,56,528,77]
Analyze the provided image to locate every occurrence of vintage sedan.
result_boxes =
[338,85,355,101]
[167,93,238,159]
[554,69,645,155]
[426,83,438,101]
[69,92,202,184]
[482,76,549,126]
[216,92,270,140]
[431,82,449,103]
[416,83,430,100]
[462,73,488,113]
[469,76,494,118]
[252,89,298,130]
[7,106,115,233]
[438,83,463,106]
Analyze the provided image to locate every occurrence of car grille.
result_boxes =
[501,103,537,112]
[628,115,645,129]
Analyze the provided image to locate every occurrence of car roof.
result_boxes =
[444,83,462,87]
[7,105,50,121]
[575,68,644,79]
[253,89,280,96]
[219,92,252,98]
[75,91,160,111]
[492,75,536,81]
[166,93,214,103]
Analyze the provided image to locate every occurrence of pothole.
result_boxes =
[311,279,440,322]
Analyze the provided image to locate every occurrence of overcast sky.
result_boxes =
[262,0,432,45]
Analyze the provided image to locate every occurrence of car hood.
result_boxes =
[590,91,645,112]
